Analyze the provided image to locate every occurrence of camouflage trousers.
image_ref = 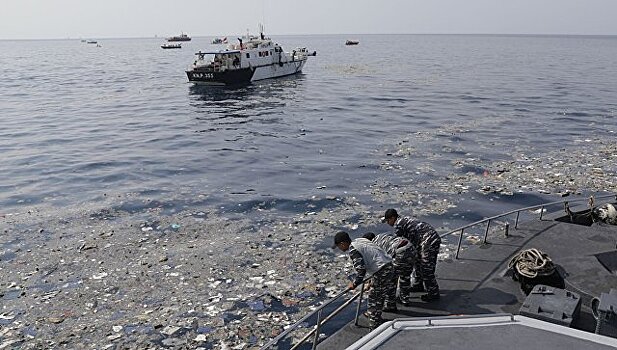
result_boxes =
[412,235,441,295]
[366,264,396,327]
[392,243,417,298]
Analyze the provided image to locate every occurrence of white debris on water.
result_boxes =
[91,272,108,280]
[0,123,615,349]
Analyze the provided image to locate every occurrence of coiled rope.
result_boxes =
[508,248,555,279]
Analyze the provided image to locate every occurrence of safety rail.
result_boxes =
[349,314,517,350]
[260,272,375,350]
[261,193,616,349]
[441,193,616,259]
[388,313,516,329]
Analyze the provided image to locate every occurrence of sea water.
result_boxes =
[1,34,616,229]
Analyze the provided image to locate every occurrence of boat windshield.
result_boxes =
[195,53,215,62]
[192,52,242,71]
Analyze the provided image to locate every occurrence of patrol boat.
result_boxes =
[186,28,309,86]
[261,194,617,349]
[167,32,191,42]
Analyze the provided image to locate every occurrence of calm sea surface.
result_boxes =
[1,34,616,224]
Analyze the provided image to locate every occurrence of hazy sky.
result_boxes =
[2,0,617,39]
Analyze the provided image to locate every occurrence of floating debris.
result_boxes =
[161,326,181,336]
[0,125,614,349]
[0,312,16,321]
[92,272,108,280]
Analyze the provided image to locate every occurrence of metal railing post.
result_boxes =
[504,223,509,237]
[311,310,322,350]
[539,205,545,220]
[455,228,464,259]
[354,283,366,326]
[483,219,491,244]
[440,193,615,240]
[290,291,362,350]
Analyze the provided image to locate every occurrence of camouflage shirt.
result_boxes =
[348,247,367,288]
[347,239,392,287]
[394,216,440,248]
[371,233,408,257]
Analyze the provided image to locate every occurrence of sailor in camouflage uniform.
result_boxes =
[334,231,396,329]
[383,208,441,302]
[362,232,417,303]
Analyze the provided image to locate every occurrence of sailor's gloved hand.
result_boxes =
[347,282,355,290]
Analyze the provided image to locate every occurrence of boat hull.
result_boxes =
[186,67,255,85]
[186,60,306,86]
[167,37,191,42]
[251,60,305,82]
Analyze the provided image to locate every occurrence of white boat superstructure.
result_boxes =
[186,31,311,85]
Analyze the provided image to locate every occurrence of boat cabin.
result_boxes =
[192,51,243,72]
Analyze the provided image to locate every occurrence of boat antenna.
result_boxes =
[262,0,266,32]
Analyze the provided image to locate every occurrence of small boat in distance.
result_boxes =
[211,37,227,44]
[86,40,98,44]
[345,40,359,45]
[167,33,191,42]
[161,43,182,49]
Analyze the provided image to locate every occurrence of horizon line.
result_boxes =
[2,32,617,41]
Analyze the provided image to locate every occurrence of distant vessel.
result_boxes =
[161,43,182,49]
[86,40,98,44]
[186,27,312,86]
[211,37,227,44]
[167,33,191,42]
[345,40,359,45]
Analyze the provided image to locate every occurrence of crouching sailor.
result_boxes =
[333,231,396,329]
[383,208,441,302]
[363,232,416,308]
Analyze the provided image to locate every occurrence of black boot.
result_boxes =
[397,295,414,306]
[368,316,385,331]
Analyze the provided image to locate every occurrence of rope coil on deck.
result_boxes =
[508,248,555,279]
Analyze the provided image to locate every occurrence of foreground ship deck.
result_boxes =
[260,195,617,350]
[347,315,617,350]
[318,204,617,349]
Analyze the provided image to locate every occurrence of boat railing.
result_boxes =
[260,193,616,350]
[260,271,376,350]
[442,193,617,259]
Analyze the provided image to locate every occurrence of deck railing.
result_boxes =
[259,277,369,350]
[442,193,616,259]
[260,193,616,350]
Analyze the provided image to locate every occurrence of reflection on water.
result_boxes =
[188,75,306,128]
[188,83,253,102]
[188,74,305,103]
